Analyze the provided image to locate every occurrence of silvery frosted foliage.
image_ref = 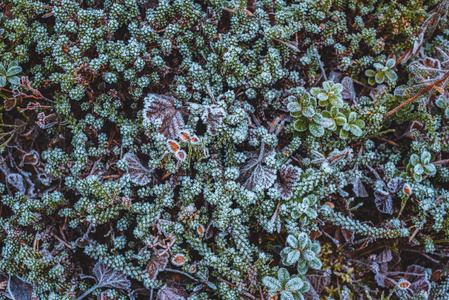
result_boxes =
[2,0,449,298]
[262,268,310,300]
[406,151,437,182]
[280,233,322,274]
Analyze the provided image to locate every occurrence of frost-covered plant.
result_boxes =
[436,95,449,118]
[0,61,22,87]
[287,92,333,137]
[262,268,310,300]
[310,81,344,108]
[406,151,436,182]
[280,233,322,274]
[365,59,398,85]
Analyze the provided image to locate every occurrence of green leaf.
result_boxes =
[297,232,309,249]
[278,268,291,284]
[6,66,22,77]
[8,76,20,86]
[0,75,6,87]
[8,61,18,68]
[385,70,397,82]
[293,292,305,300]
[375,72,385,84]
[285,277,304,291]
[297,259,308,274]
[414,173,423,182]
[334,83,343,94]
[410,154,420,166]
[287,102,301,112]
[302,106,315,118]
[354,119,365,128]
[445,108,449,119]
[294,119,308,132]
[349,124,363,136]
[310,87,321,96]
[423,163,436,176]
[262,276,282,291]
[421,151,431,165]
[0,64,6,75]
[335,116,346,126]
[414,164,424,175]
[329,96,343,108]
[309,123,324,137]
[286,249,301,265]
[365,69,376,77]
[339,129,349,139]
[436,97,446,108]
[316,93,328,102]
[280,290,295,300]
[373,63,384,70]
[286,235,298,248]
[298,280,310,293]
[310,241,321,254]
[348,112,357,123]
[308,257,322,270]
[386,58,395,69]
[368,77,376,85]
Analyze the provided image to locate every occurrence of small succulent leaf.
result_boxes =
[278,268,291,285]
[386,58,395,68]
[368,77,376,85]
[423,163,436,175]
[317,117,333,128]
[353,119,365,128]
[298,280,311,293]
[316,93,328,101]
[302,249,316,261]
[0,63,6,75]
[8,76,21,85]
[297,259,309,274]
[335,116,346,126]
[287,102,301,112]
[349,124,363,136]
[445,108,449,119]
[339,129,349,139]
[421,151,431,164]
[414,173,423,182]
[262,276,282,292]
[297,232,309,249]
[286,249,301,265]
[310,242,321,255]
[348,112,357,123]
[436,97,445,108]
[414,164,424,175]
[308,257,322,270]
[302,106,315,118]
[294,119,308,132]
[373,63,384,70]
[334,83,343,93]
[280,290,294,300]
[8,61,18,68]
[365,69,376,77]
[285,278,304,291]
[286,235,298,248]
[7,66,22,77]
[322,81,331,91]
[375,72,385,84]
[309,123,324,137]
[385,70,397,82]
[0,75,7,87]
[410,154,420,166]
[329,96,343,108]
[310,87,320,96]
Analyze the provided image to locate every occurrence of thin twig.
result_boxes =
[384,71,449,119]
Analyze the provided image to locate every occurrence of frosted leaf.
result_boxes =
[201,105,226,136]
[376,249,392,263]
[92,261,131,290]
[275,164,300,199]
[374,272,396,288]
[387,177,404,193]
[20,150,39,167]
[7,173,26,194]
[147,250,169,280]
[349,177,368,198]
[340,77,355,101]
[305,272,331,299]
[239,149,276,191]
[156,283,187,300]
[144,94,184,139]
[7,275,33,300]
[374,188,393,215]
[123,153,152,185]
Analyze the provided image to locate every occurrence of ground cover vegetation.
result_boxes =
[1,0,449,299]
